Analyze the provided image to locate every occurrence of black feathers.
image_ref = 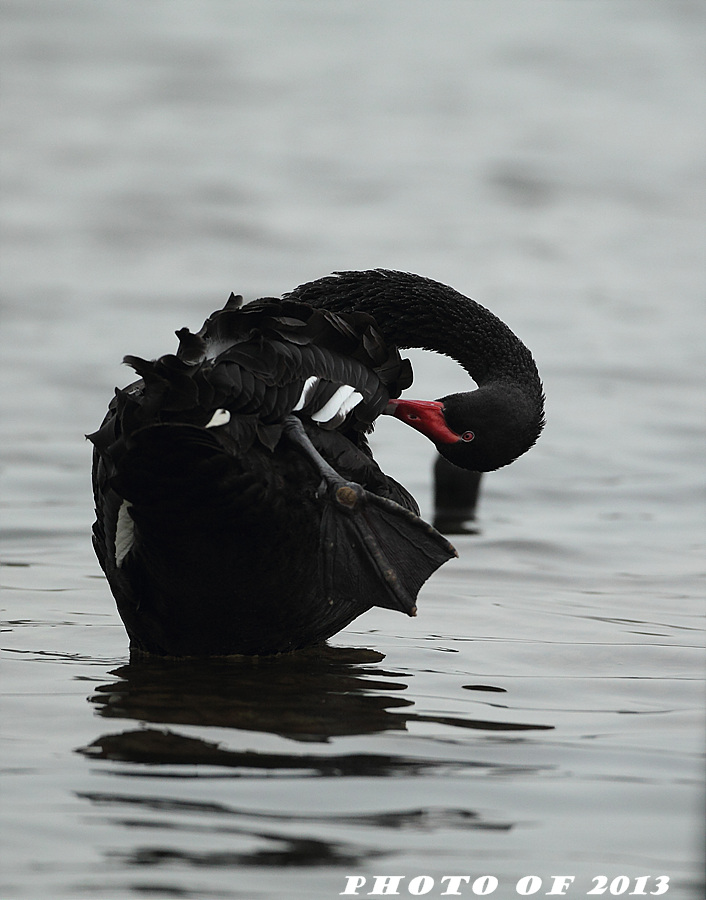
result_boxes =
[89,270,544,657]
[89,286,451,657]
[114,298,412,438]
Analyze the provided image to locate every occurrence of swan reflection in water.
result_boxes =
[76,646,553,870]
[80,644,552,766]
[84,645,409,752]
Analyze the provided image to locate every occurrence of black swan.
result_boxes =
[89,269,544,656]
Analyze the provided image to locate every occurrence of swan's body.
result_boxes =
[90,270,544,656]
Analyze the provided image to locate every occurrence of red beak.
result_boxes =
[384,398,461,445]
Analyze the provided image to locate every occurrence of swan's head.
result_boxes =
[386,382,544,473]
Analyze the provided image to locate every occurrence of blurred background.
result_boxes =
[2,0,704,511]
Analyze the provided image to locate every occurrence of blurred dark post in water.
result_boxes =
[432,454,482,535]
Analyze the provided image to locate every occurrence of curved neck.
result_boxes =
[287,269,541,394]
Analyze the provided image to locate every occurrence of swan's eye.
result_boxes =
[408,413,420,420]
[461,431,475,442]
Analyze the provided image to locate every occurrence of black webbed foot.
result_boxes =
[282,416,457,616]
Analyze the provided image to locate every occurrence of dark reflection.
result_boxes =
[110,838,385,868]
[85,644,412,742]
[78,792,515,833]
[78,643,553,770]
[75,790,514,870]
[76,645,552,869]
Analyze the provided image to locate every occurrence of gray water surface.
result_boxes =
[1,2,704,899]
